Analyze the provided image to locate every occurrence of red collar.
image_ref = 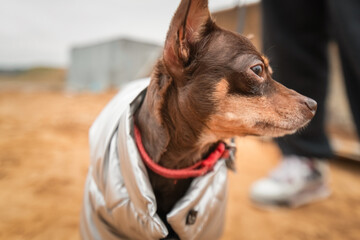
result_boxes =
[134,124,228,179]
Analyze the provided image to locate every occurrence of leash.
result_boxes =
[134,124,235,179]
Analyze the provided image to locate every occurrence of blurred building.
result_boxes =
[67,38,162,91]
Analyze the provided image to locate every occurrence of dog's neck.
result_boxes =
[135,69,217,170]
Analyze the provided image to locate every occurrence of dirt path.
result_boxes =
[0,90,359,240]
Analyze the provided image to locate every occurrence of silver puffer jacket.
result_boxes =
[80,78,229,240]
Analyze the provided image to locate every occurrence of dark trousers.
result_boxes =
[262,0,360,158]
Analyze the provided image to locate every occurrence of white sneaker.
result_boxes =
[250,155,331,208]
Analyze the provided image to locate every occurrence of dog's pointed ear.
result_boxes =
[163,0,212,80]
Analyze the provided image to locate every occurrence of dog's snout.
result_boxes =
[304,98,317,114]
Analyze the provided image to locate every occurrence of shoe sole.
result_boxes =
[251,183,331,209]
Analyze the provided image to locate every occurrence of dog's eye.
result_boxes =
[251,64,263,77]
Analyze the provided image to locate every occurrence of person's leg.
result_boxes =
[328,0,360,138]
[262,0,333,158]
[250,0,332,207]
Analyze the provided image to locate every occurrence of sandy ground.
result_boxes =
[0,71,360,240]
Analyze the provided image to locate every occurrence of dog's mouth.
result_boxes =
[254,119,311,137]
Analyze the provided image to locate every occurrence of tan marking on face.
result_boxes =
[207,78,315,138]
[214,78,229,99]
[262,56,270,67]
[224,112,238,120]
[262,55,273,74]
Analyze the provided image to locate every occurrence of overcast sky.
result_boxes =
[0,0,257,68]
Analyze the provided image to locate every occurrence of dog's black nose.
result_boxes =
[305,98,317,113]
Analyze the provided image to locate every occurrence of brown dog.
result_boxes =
[80,0,317,239]
[134,0,316,238]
